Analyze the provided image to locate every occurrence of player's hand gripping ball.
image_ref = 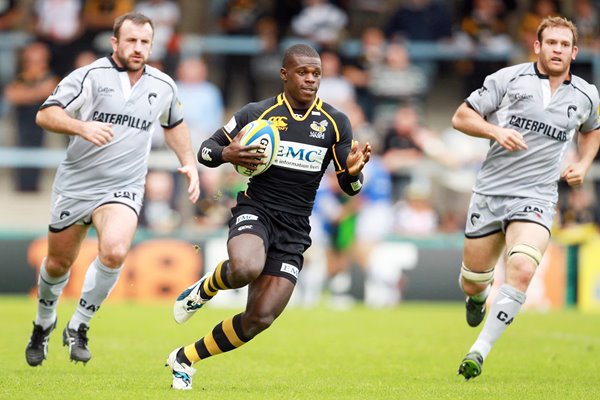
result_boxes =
[234,119,280,177]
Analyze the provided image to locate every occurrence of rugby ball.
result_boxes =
[234,119,280,177]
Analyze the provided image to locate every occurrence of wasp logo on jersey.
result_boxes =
[309,120,328,139]
[268,116,288,131]
[274,141,325,172]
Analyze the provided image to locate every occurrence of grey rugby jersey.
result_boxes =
[466,62,600,203]
[41,56,184,199]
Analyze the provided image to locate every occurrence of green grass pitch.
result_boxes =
[1,296,598,399]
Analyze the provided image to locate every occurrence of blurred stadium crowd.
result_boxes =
[2,0,600,305]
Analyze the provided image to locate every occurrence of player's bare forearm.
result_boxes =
[452,102,527,151]
[36,105,86,136]
[452,103,495,139]
[164,122,197,169]
[164,122,200,203]
[577,128,600,168]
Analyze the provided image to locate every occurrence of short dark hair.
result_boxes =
[282,44,320,67]
[113,12,154,39]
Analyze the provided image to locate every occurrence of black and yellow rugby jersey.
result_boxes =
[199,93,364,216]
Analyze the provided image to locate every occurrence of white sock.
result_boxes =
[470,284,526,359]
[69,257,121,330]
[36,259,70,329]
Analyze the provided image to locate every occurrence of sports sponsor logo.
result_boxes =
[274,140,325,172]
[508,115,567,141]
[92,111,153,131]
[513,92,534,101]
[236,213,259,225]
[567,104,577,119]
[59,210,71,220]
[148,92,157,105]
[268,116,288,131]
[79,298,100,312]
[516,205,544,219]
[350,180,362,191]
[114,191,137,201]
[98,86,115,96]
[470,213,481,226]
[280,262,299,279]
[201,147,212,161]
[238,225,253,231]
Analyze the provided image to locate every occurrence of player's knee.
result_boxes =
[507,243,542,267]
[460,263,494,286]
[99,243,129,268]
[506,243,541,285]
[242,311,275,339]
[228,255,263,285]
[45,256,73,277]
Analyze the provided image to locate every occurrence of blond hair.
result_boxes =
[537,16,578,46]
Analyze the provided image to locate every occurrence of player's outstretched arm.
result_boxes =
[36,105,113,146]
[164,122,200,203]
[346,140,371,176]
[452,102,527,151]
[561,128,600,187]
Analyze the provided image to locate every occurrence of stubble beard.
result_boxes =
[116,52,145,72]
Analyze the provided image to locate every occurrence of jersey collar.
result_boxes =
[282,93,320,121]
[533,62,571,84]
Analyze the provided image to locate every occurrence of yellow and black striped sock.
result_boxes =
[181,313,250,365]
[199,260,232,299]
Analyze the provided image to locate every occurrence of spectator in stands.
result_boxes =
[4,41,59,192]
[384,0,452,42]
[134,0,180,65]
[175,56,227,229]
[250,16,283,100]
[176,57,224,151]
[367,41,429,120]
[83,0,134,54]
[345,100,380,154]
[517,0,561,62]
[393,182,438,235]
[571,0,600,50]
[32,0,89,77]
[139,170,181,233]
[317,49,355,113]
[290,0,348,48]
[455,0,514,97]
[341,26,387,122]
[218,0,263,107]
[380,104,443,200]
[0,0,21,31]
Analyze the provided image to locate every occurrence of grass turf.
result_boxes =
[1,296,598,399]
